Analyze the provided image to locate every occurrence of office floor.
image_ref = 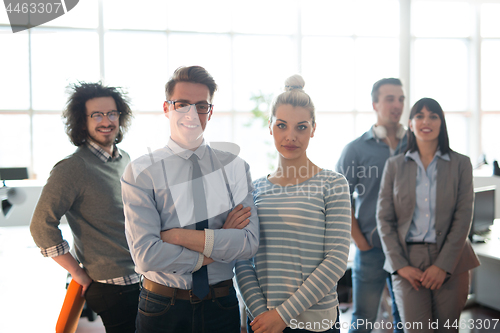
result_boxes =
[2,225,498,333]
[76,302,500,333]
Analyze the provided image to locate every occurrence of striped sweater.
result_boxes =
[235,169,351,326]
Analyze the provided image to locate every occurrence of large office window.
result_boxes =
[1,0,498,181]
[411,1,470,156]
[480,2,500,167]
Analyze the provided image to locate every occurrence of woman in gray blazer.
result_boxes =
[377,98,480,333]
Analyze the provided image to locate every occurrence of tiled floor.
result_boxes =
[337,302,500,333]
[76,302,500,333]
[77,316,105,333]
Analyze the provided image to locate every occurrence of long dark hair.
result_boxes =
[406,97,451,155]
[63,82,133,146]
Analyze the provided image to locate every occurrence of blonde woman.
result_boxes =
[235,75,351,333]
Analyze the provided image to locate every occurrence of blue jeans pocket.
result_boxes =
[214,291,239,310]
[138,290,172,317]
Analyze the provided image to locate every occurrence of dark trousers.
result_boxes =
[247,307,340,333]
[84,281,140,333]
[136,285,240,333]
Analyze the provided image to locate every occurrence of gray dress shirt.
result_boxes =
[336,126,407,248]
[121,139,259,289]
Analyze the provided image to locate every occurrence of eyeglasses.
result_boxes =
[88,111,121,123]
[166,101,213,114]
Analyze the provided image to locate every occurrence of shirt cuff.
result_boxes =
[95,273,141,285]
[40,240,70,258]
[203,229,215,258]
[192,253,204,273]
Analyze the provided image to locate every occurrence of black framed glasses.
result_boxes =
[88,111,121,123]
[166,100,213,114]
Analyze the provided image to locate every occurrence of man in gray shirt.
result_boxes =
[121,66,259,333]
[30,82,139,333]
[336,78,407,333]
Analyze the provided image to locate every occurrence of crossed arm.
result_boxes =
[160,204,252,264]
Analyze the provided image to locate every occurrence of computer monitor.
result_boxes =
[0,167,29,181]
[470,186,496,240]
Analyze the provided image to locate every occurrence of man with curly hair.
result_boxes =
[30,82,139,333]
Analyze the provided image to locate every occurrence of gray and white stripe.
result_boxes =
[235,170,351,325]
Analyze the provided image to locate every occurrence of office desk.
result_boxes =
[472,220,500,311]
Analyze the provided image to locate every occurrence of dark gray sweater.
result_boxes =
[30,145,135,280]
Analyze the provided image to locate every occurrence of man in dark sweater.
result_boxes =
[30,82,139,333]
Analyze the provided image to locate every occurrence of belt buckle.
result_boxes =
[189,290,203,304]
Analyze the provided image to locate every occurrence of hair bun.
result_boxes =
[284,74,305,92]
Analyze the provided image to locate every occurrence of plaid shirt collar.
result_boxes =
[86,140,121,162]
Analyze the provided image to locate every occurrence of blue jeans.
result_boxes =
[136,285,240,333]
[84,281,140,333]
[349,247,402,333]
[386,273,403,333]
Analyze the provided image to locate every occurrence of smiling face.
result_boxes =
[373,84,405,127]
[85,96,119,153]
[409,106,441,144]
[269,104,316,161]
[163,81,212,150]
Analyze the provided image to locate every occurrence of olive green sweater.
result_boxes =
[30,145,135,280]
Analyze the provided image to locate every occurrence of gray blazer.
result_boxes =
[377,150,480,275]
